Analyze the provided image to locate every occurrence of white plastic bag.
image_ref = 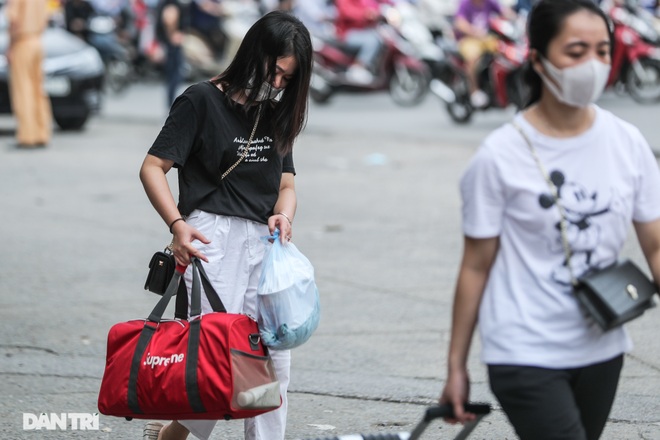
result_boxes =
[257,230,320,350]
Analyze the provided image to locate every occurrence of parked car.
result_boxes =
[0,25,104,130]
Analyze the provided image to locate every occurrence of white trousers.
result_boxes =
[178,210,291,440]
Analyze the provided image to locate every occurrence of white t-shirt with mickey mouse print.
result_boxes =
[460,105,660,368]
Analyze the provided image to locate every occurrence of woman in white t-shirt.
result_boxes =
[439,1,660,439]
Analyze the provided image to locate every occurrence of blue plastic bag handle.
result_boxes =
[261,228,280,244]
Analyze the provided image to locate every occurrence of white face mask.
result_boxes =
[249,80,284,102]
[539,57,611,107]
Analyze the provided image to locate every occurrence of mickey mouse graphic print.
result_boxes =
[538,169,614,286]
[460,106,660,369]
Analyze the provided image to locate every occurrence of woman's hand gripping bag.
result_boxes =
[257,230,320,350]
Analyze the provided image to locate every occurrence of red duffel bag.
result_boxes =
[98,258,281,420]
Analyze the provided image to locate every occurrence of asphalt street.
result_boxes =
[1,82,659,440]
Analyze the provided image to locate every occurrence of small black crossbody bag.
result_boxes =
[512,121,658,331]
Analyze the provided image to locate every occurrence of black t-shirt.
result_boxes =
[149,81,295,224]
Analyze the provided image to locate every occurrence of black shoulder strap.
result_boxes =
[174,259,227,318]
[174,279,188,319]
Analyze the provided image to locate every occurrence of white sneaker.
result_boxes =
[345,65,374,85]
[143,421,164,440]
[470,89,489,108]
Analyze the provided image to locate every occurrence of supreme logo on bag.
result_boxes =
[144,352,185,369]
[98,260,281,421]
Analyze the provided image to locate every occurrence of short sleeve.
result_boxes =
[460,144,505,238]
[148,95,199,167]
[632,133,660,223]
[282,151,295,175]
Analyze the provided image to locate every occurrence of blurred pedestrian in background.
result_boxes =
[417,0,457,40]
[453,0,508,108]
[259,0,292,13]
[189,0,226,59]
[6,0,53,148]
[155,0,191,106]
[139,10,312,440]
[293,0,336,38]
[439,1,660,439]
[334,0,383,84]
[90,0,135,45]
[64,0,95,40]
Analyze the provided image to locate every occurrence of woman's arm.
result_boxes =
[269,172,296,243]
[634,218,660,284]
[139,153,210,265]
[440,235,499,423]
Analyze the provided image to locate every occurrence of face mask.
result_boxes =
[539,57,611,107]
[248,80,284,102]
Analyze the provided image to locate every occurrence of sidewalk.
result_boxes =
[0,83,659,439]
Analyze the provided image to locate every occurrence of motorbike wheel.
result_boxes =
[105,59,132,94]
[445,70,473,124]
[389,63,430,107]
[310,87,333,104]
[626,58,660,104]
[54,113,89,131]
[310,72,334,104]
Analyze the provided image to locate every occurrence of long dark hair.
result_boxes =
[211,11,313,155]
[523,0,611,107]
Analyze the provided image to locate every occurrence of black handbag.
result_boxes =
[144,248,175,295]
[513,121,659,331]
[574,259,658,331]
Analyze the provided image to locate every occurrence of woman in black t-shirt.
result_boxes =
[139,11,312,440]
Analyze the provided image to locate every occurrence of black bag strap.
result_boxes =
[196,258,227,312]
[127,269,183,413]
[174,279,188,320]
[126,322,156,414]
[174,259,227,318]
[147,269,184,323]
[185,319,207,413]
[512,121,578,286]
[128,260,223,415]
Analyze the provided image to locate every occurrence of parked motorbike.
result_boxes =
[386,2,458,106]
[431,16,528,124]
[607,0,660,103]
[309,6,431,107]
[87,14,134,93]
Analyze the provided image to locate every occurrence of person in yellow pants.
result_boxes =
[6,0,52,148]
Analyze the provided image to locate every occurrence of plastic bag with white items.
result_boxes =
[257,229,320,350]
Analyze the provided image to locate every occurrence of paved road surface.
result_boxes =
[1,83,659,439]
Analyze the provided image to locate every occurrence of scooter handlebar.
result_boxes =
[424,403,491,421]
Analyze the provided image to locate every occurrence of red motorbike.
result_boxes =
[606,1,660,103]
[309,9,431,107]
[431,16,528,124]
